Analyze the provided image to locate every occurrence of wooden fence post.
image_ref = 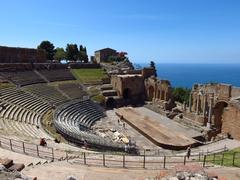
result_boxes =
[51,148,54,161]
[198,152,201,161]
[123,155,125,168]
[203,155,206,167]
[143,154,145,168]
[83,152,86,165]
[163,156,166,168]
[232,152,236,166]
[221,153,224,166]
[22,142,25,154]
[36,145,39,157]
[66,152,68,162]
[103,153,105,167]
[184,156,186,165]
[9,139,12,151]
[0,139,1,147]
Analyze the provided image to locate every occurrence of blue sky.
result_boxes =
[0,0,240,63]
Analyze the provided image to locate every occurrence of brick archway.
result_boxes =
[148,85,154,101]
[213,101,228,132]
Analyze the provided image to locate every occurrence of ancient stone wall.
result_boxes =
[188,83,240,140]
[111,75,144,101]
[222,100,240,140]
[141,67,156,79]
[145,77,172,101]
[0,63,70,72]
[94,48,117,63]
[69,63,100,69]
[0,46,47,63]
[231,87,240,98]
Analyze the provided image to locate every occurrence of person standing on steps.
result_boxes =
[186,145,191,159]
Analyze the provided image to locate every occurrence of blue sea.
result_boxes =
[137,64,240,88]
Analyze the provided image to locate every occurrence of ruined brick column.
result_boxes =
[188,93,192,112]
[207,94,214,128]
[203,94,207,117]
[196,94,200,115]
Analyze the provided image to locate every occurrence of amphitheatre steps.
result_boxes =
[54,100,125,150]
[22,84,69,105]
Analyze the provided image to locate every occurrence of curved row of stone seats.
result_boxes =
[54,120,124,150]
[22,84,69,105]
[0,70,46,86]
[56,100,103,129]
[0,118,52,140]
[54,100,125,150]
[58,83,87,99]
[0,102,42,125]
[37,69,76,82]
[0,87,51,114]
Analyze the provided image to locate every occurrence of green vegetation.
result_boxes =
[41,109,66,143]
[37,40,56,60]
[38,40,88,62]
[66,44,79,61]
[150,61,157,77]
[172,87,191,104]
[0,83,14,89]
[203,148,240,167]
[91,94,105,105]
[71,68,108,83]
[54,47,66,61]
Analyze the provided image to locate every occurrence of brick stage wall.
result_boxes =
[0,46,47,63]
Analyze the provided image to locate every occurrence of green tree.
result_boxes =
[150,61,157,77]
[78,45,88,63]
[37,41,55,60]
[54,48,66,61]
[66,44,79,61]
[172,87,191,104]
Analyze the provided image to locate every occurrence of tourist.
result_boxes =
[186,145,191,159]
[123,123,126,129]
[40,138,47,146]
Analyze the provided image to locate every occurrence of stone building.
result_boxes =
[102,67,171,107]
[187,83,240,140]
[94,48,117,63]
[111,74,145,102]
[0,46,47,63]
[145,77,172,101]
[145,76,174,110]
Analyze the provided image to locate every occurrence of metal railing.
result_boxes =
[1,136,238,169]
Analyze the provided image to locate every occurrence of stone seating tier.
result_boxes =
[54,100,125,150]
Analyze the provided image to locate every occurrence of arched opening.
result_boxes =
[148,86,154,101]
[161,90,165,100]
[123,88,131,99]
[157,90,160,99]
[106,97,116,108]
[213,101,228,132]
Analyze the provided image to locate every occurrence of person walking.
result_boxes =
[186,145,191,159]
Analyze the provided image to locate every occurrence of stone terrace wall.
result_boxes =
[222,101,240,140]
[0,63,69,71]
[0,63,33,71]
[69,63,100,69]
[0,46,47,63]
[232,87,240,98]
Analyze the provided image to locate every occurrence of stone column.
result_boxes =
[203,94,207,117]
[196,95,200,115]
[189,93,192,112]
[164,91,167,101]
[159,89,162,100]
[207,94,213,128]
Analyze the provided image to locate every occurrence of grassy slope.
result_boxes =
[71,68,108,83]
[0,83,14,89]
[205,148,240,167]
